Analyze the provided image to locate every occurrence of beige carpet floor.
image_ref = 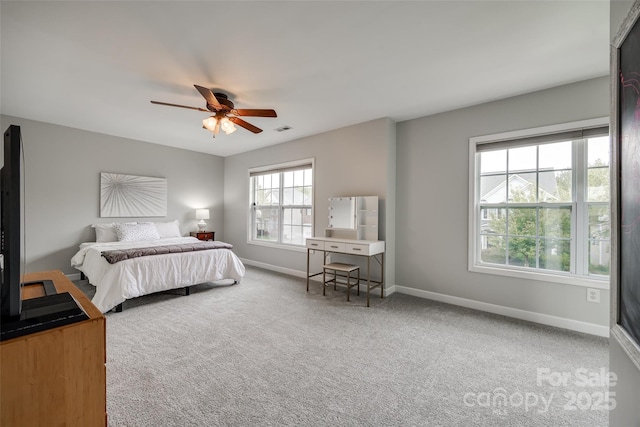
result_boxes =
[77,265,609,426]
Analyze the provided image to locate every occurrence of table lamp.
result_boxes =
[195,209,210,231]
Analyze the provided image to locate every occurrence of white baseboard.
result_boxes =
[239,258,607,337]
[394,285,609,338]
[240,258,307,279]
[240,258,395,297]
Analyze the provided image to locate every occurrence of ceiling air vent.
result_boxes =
[274,125,292,132]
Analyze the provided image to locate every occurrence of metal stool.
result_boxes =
[323,262,360,301]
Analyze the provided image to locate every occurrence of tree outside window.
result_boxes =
[477,134,610,278]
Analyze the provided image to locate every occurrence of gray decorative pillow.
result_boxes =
[92,223,118,242]
[114,222,160,242]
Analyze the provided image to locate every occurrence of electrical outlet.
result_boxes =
[586,288,600,303]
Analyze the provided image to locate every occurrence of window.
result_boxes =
[469,119,610,286]
[249,160,313,248]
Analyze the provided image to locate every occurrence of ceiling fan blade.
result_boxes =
[232,109,277,118]
[194,85,223,111]
[150,100,208,112]
[228,117,263,134]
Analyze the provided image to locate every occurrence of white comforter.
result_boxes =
[71,237,245,313]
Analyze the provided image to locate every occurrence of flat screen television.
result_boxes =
[0,124,22,319]
[0,125,88,341]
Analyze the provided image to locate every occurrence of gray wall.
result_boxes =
[611,0,636,36]
[395,76,610,327]
[0,115,224,275]
[223,117,395,285]
[609,1,640,426]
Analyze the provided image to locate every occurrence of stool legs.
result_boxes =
[322,266,362,303]
[346,270,351,302]
[345,268,360,302]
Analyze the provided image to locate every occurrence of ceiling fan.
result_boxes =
[151,85,277,138]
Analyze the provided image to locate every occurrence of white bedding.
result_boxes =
[71,237,245,313]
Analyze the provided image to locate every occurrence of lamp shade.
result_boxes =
[202,117,217,132]
[220,117,237,135]
[195,209,210,220]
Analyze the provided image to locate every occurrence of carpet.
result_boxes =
[77,266,610,426]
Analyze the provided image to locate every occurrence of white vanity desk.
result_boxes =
[305,237,385,306]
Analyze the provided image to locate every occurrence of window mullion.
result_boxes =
[535,146,540,269]
[536,207,540,269]
[574,138,587,276]
[476,153,482,264]
[251,179,257,241]
[505,151,510,265]
[279,175,285,244]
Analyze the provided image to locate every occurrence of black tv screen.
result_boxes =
[1,125,23,319]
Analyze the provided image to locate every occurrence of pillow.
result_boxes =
[114,222,160,242]
[92,222,137,242]
[92,223,116,242]
[92,223,118,243]
[154,220,181,238]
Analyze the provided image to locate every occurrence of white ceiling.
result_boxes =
[1,1,610,157]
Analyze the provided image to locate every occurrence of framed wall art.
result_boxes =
[100,173,167,218]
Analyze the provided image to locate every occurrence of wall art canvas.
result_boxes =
[100,173,167,217]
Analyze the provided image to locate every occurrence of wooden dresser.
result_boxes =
[0,270,106,426]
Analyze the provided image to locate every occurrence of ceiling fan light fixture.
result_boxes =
[152,85,277,139]
[202,116,218,132]
[220,117,237,135]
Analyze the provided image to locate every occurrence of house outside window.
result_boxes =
[469,118,610,287]
[249,159,313,248]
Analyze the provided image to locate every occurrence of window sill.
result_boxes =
[469,263,610,289]
[247,240,308,253]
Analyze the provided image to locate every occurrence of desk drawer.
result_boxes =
[345,243,369,255]
[306,239,324,250]
[324,242,346,252]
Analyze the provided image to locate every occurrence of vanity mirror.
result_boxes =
[327,196,378,240]
[328,197,356,229]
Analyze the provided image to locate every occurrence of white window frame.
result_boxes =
[247,158,314,252]
[468,117,610,289]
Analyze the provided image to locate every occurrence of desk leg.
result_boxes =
[306,249,310,292]
[381,252,385,299]
[367,256,371,307]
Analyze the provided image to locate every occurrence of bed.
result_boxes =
[71,235,245,313]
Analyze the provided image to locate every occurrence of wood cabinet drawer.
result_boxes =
[324,242,346,252]
[345,243,369,255]
[306,239,324,249]
[190,231,214,241]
